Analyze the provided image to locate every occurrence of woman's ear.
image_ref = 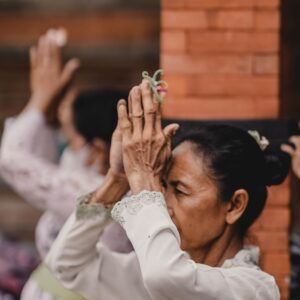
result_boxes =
[225,189,249,225]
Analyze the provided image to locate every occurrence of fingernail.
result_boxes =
[142,79,150,88]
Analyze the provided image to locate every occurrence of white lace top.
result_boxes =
[46,190,280,300]
[0,108,131,259]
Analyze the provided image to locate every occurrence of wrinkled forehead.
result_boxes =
[167,142,206,181]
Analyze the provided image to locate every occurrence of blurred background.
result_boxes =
[0,0,159,241]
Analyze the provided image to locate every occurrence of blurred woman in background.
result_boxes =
[0,29,131,300]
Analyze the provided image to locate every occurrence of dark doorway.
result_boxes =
[281,0,300,119]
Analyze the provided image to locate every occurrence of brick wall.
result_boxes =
[160,0,290,299]
[161,0,280,119]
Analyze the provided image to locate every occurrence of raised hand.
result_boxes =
[281,136,300,179]
[28,28,80,123]
[117,80,179,194]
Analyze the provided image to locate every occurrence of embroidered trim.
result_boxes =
[222,247,260,270]
[76,192,110,221]
[111,190,166,226]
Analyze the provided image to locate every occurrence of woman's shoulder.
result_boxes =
[219,267,280,299]
[216,247,280,299]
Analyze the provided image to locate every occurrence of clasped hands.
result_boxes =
[92,79,179,206]
[116,80,179,195]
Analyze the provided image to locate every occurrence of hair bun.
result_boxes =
[264,147,291,186]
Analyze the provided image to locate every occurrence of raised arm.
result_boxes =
[0,29,81,218]
[281,138,300,234]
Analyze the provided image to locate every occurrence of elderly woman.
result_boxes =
[46,80,289,300]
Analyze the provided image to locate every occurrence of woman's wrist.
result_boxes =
[90,169,129,205]
[27,94,50,114]
[128,172,163,195]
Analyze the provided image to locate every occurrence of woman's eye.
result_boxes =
[174,187,184,195]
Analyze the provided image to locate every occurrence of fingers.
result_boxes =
[281,135,300,157]
[163,123,180,140]
[281,144,295,157]
[129,86,143,138]
[36,35,45,66]
[117,99,131,139]
[155,104,163,133]
[141,80,156,134]
[29,46,37,69]
[36,33,52,67]
[289,136,300,149]
[60,58,80,86]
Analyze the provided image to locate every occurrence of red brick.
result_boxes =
[161,30,186,53]
[255,10,280,30]
[248,231,289,252]
[253,98,279,117]
[275,276,290,300]
[253,54,279,74]
[162,74,188,96]
[254,0,280,8]
[161,54,252,75]
[162,97,260,119]
[0,12,159,45]
[251,207,290,231]
[184,0,254,8]
[163,74,279,96]
[161,10,208,29]
[261,253,290,275]
[188,31,278,53]
[161,0,186,9]
[161,0,280,10]
[213,10,254,29]
[163,97,278,119]
[268,184,290,206]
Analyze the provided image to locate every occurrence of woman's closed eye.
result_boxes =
[174,187,185,195]
[172,183,190,196]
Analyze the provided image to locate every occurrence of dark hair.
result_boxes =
[176,124,290,236]
[72,89,126,143]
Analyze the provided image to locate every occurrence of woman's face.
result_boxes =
[164,141,229,255]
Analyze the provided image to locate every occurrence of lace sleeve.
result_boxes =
[76,192,111,221]
[46,193,151,300]
[111,190,166,226]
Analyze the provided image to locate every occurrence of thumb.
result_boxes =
[60,58,80,86]
[163,123,180,139]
